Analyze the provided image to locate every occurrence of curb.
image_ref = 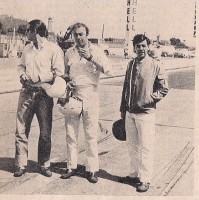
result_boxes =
[147,141,194,196]
[161,153,193,196]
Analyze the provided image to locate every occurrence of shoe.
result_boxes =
[87,172,98,183]
[60,169,76,179]
[136,182,150,193]
[40,167,52,177]
[14,167,25,177]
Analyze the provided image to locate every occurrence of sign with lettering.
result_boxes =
[125,0,138,54]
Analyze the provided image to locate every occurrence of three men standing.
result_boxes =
[120,34,169,192]
[14,19,65,177]
[60,23,112,183]
[14,19,169,193]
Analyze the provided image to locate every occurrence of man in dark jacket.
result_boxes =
[120,34,169,192]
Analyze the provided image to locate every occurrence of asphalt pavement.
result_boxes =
[0,57,195,196]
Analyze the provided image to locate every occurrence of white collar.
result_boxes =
[29,37,48,50]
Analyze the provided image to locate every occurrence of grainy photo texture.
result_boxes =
[0,0,197,199]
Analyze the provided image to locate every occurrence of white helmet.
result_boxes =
[59,96,82,116]
[41,76,67,98]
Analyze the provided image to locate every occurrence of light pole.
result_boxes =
[102,24,104,40]
[193,1,196,38]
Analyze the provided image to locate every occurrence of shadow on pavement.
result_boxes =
[50,161,68,174]
[50,162,87,178]
[97,169,138,188]
[26,160,40,173]
[0,157,15,173]
[0,157,38,173]
[97,169,120,182]
[50,162,137,188]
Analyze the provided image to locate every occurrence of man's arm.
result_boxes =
[62,53,72,82]
[78,46,112,76]
[90,52,112,76]
[17,47,32,85]
[17,49,26,78]
[151,62,169,102]
[120,63,131,119]
[51,46,65,78]
[57,52,73,105]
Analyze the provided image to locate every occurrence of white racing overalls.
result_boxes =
[64,43,112,172]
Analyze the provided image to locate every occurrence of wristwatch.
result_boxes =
[52,70,56,78]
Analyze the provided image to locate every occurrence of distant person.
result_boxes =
[120,34,169,192]
[148,42,161,61]
[14,19,65,177]
[59,22,112,183]
[104,49,109,56]
[124,48,128,59]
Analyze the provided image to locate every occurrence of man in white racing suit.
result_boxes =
[60,23,112,183]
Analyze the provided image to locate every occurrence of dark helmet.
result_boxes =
[112,119,126,141]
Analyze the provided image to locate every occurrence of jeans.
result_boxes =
[15,88,53,168]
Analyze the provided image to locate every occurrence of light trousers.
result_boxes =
[64,86,99,172]
[125,111,156,183]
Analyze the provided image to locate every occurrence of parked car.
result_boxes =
[161,52,168,57]
[161,51,173,57]
[174,52,184,58]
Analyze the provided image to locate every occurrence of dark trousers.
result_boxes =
[15,88,53,168]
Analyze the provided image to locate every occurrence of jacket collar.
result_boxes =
[136,54,151,65]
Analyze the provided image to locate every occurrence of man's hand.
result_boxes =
[66,81,76,93]
[57,98,69,107]
[20,74,32,85]
[120,112,126,121]
[151,91,163,103]
[78,47,92,61]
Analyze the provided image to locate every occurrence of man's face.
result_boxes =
[73,26,88,48]
[26,24,37,43]
[134,40,149,60]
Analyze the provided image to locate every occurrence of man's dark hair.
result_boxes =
[28,19,48,38]
[72,23,89,36]
[132,34,151,47]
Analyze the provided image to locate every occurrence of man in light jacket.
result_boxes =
[120,34,169,192]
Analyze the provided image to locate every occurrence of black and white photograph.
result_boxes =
[0,0,197,198]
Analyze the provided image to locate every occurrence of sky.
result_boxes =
[0,0,196,45]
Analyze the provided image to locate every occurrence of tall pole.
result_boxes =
[102,24,104,39]
[12,26,16,43]
[193,1,196,38]
[48,17,53,33]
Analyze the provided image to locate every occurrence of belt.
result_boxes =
[23,85,44,92]
[23,80,54,93]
